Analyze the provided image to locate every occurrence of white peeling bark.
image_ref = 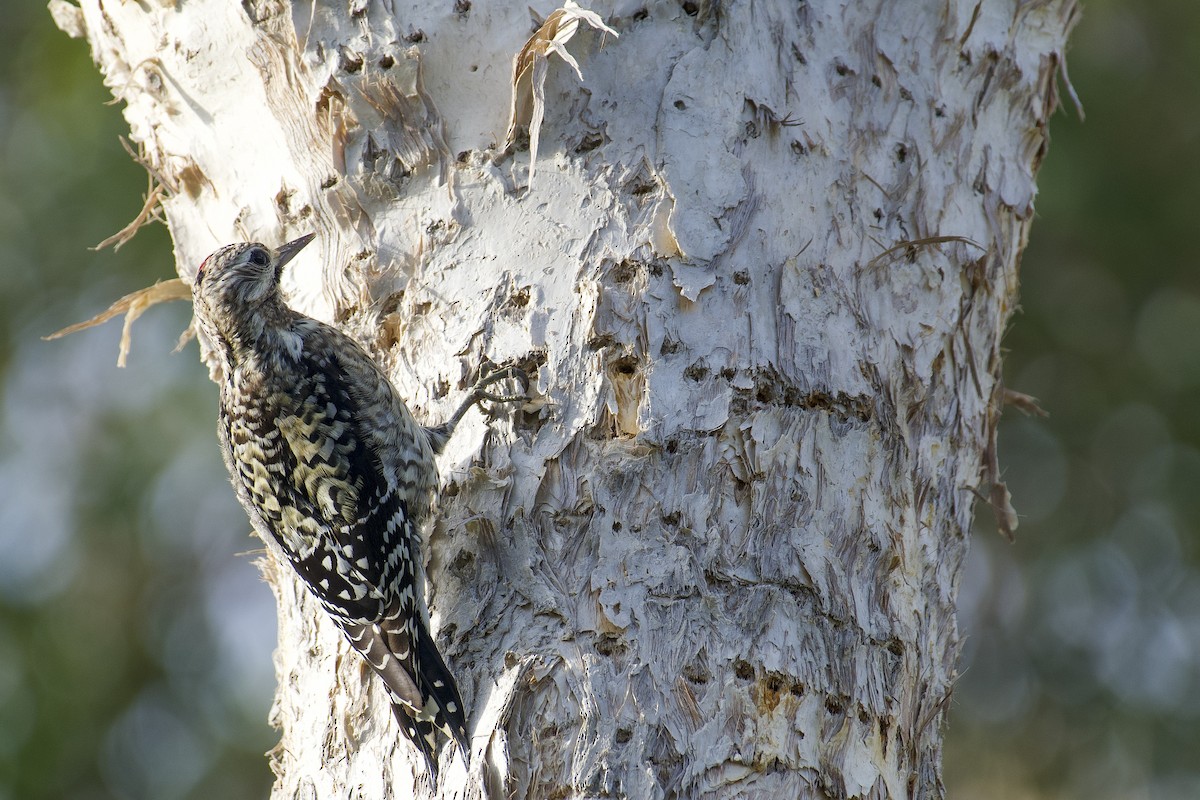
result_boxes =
[58,0,1076,798]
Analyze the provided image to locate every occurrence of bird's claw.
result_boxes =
[469,365,528,408]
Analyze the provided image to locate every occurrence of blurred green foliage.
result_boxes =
[0,5,274,800]
[1,1,1195,799]
[948,1,1200,798]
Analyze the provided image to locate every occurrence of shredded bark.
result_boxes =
[44,279,191,367]
[503,1,617,187]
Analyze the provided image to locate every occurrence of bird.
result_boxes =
[189,232,519,779]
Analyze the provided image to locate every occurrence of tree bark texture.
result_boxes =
[57,1,1077,797]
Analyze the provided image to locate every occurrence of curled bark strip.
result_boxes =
[44,279,191,367]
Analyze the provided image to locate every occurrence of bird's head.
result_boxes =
[192,233,315,350]
[192,231,309,326]
[193,233,314,311]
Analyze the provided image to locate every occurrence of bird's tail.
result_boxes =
[341,613,470,778]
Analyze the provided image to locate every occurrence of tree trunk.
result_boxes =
[56,0,1077,797]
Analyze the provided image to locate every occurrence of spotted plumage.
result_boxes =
[191,234,502,778]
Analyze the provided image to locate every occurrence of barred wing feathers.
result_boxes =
[219,337,469,775]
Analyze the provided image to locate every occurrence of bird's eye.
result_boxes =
[248,248,270,267]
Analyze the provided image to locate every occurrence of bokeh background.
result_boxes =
[0,6,276,799]
[0,2,1193,798]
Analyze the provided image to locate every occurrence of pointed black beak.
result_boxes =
[275,233,316,275]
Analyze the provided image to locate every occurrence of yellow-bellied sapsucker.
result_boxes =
[191,233,516,778]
